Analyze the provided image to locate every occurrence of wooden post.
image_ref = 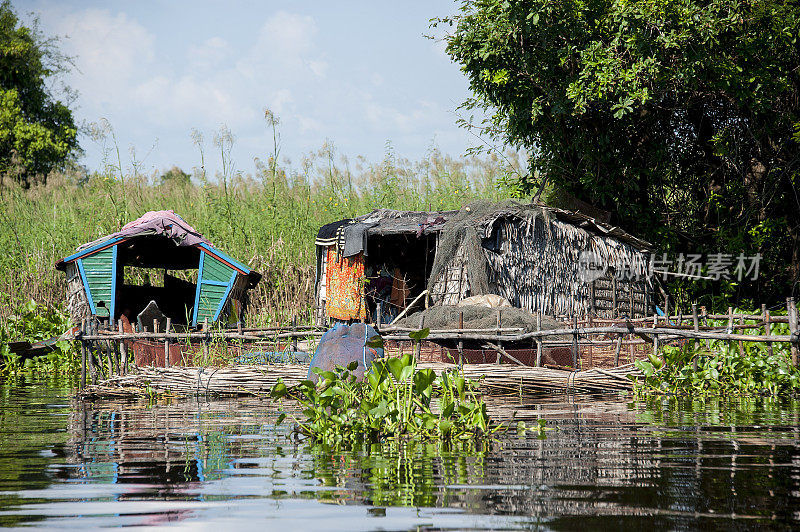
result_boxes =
[104,321,114,377]
[110,325,120,376]
[291,316,298,353]
[203,317,210,363]
[629,288,634,319]
[495,310,501,364]
[692,303,700,371]
[80,319,87,389]
[629,329,634,364]
[416,315,424,361]
[587,314,593,368]
[702,306,711,350]
[611,277,617,318]
[571,314,578,369]
[107,322,116,376]
[118,319,128,375]
[457,311,464,367]
[164,318,171,368]
[153,319,160,367]
[652,311,659,363]
[653,332,660,360]
[535,312,542,367]
[377,302,383,332]
[727,306,734,355]
[738,315,745,357]
[764,305,774,358]
[89,320,97,385]
[614,334,622,367]
[99,321,108,380]
[787,298,798,367]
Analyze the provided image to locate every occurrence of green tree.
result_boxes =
[159,165,191,186]
[0,0,78,186]
[441,0,800,306]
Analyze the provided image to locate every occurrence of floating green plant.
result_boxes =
[0,300,78,378]
[634,321,800,396]
[269,354,514,447]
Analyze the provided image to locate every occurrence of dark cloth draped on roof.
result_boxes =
[342,222,378,257]
[315,219,352,247]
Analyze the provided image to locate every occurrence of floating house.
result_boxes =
[314,200,653,324]
[56,210,261,329]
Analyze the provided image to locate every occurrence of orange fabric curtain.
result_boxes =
[325,246,367,321]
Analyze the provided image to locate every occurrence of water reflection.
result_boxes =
[0,383,798,530]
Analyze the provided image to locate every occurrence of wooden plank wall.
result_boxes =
[79,247,116,318]
[193,252,237,326]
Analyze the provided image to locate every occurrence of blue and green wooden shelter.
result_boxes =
[56,211,261,328]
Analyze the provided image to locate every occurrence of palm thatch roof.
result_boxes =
[348,202,650,250]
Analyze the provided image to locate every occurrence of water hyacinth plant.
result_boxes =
[634,314,800,396]
[0,300,78,377]
[269,354,507,447]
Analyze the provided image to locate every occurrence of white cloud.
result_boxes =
[29,2,472,175]
[130,75,253,128]
[308,60,328,78]
[259,11,316,57]
[363,99,439,133]
[297,115,323,133]
[188,37,231,71]
[238,11,327,79]
[269,89,294,114]
[48,9,155,108]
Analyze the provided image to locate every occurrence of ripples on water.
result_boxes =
[0,382,798,530]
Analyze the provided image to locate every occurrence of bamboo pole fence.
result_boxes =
[77,301,800,398]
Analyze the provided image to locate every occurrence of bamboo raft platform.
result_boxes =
[80,362,642,399]
[75,298,800,399]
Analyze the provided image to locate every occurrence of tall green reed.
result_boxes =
[0,132,521,327]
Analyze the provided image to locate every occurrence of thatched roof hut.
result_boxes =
[56,211,261,329]
[314,200,652,323]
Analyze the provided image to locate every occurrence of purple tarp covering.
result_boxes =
[308,323,383,383]
[76,210,212,251]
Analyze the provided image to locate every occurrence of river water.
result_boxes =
[0,382,798,530]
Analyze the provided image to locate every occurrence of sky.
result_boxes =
[20,0,481,178]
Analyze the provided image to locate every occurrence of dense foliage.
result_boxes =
[441,0,800,307]
[0,0,78,186]
[0,299,77,376]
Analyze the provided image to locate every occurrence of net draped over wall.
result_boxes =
[429,200,652,318]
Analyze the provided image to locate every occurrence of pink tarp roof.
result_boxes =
[76,210,212,251]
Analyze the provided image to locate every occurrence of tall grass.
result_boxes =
[0,140,522,327]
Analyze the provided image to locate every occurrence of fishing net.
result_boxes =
[393,305,569,341]
[426,199,553,297]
